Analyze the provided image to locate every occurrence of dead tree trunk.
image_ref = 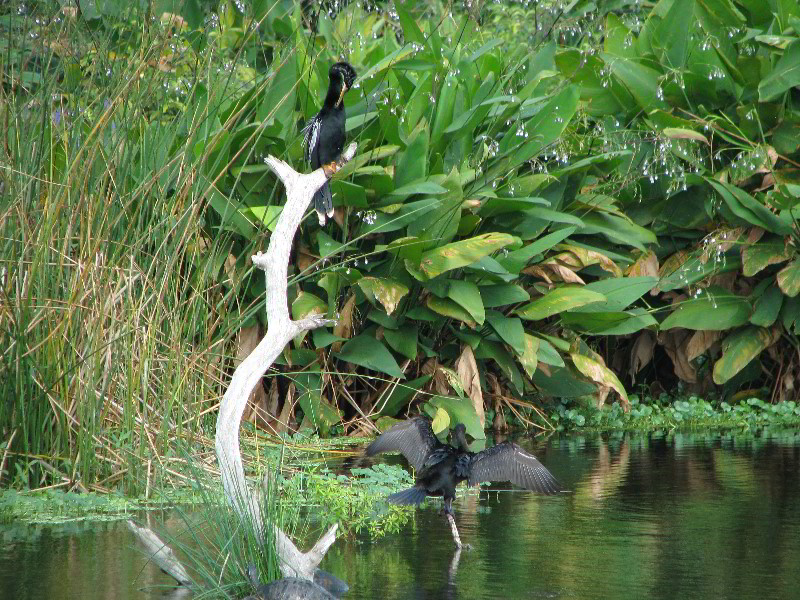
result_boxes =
[215,143,357,579]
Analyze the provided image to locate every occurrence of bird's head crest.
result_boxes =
[329,61,357,91]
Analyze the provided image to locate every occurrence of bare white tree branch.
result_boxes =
[215,143,357,579]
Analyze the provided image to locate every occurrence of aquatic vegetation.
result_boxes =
[280,463,415,539]
[552,396,800,432]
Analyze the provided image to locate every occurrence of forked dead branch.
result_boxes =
[215,142,358,579]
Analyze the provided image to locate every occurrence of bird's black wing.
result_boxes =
[468,442,561,494]
[302,114,322,165]
[365,417,439,471]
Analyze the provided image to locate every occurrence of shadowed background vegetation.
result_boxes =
[2,0,800,492]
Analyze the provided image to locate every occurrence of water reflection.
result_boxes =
[325,430,800,600]
[1,431,799,599]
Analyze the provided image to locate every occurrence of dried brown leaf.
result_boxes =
[456,345,485,428]
[686,330,721,362]
[332,294,356,352]
[659,330,697,383]
[628,250,659,277]
[629,331,656,383]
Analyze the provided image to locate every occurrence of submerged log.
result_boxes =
[127,520,192,586]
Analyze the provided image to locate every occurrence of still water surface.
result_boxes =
[2,430,799,599]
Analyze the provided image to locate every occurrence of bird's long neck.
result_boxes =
[324,78,346,110]
[454,430,470,452]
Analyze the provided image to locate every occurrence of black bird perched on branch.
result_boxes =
[303,61,357,226]
[366,417,562,548]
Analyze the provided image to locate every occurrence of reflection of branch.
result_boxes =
[214,143,357,579]
[127,521,191,586]
[448,546,462,580]
[575,439,631,504]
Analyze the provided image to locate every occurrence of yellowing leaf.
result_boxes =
[418,232,518,279]
[357,277,410,315]
[571,352,629,406]
[777,259,800,297]
[712,327,778,385]
[431,406,450,434]
[517,287,607,320]
[519,334,540,378]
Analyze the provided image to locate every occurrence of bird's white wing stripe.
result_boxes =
[303,116,321,164]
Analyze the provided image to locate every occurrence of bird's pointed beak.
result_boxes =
[336,83,348,107]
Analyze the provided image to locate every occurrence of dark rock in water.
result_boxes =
[245,564,348,600]
[313,569,349,596]
[251,577,337,600]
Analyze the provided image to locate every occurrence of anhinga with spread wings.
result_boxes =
[366,417,562,548]
[303,61,357,226]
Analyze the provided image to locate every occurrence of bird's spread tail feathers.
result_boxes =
[387,486,427,506]
[314,182,334,226]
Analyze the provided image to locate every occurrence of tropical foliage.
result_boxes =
[2,0,799,488]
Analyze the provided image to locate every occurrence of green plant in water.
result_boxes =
[280,462,415,539]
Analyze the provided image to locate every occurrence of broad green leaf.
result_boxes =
[571,353,629,405]
[479,284,530,308]
[750,283,783,327]
[375,375,431,417]
[478,196,550,218]
[580,212,658,250]
[517,287,607,320]
[317,230,345,258]
[486,311,526,355]
[499,227,577,273]
[384,324,419,360]
[533,336,565,367]
[508,86,580,169]
[655,0,695,68]
[660,288,751,330]
[291,291,326,320]
[781,296,800,332]
[293,372,340,431]
[331,180,368,208]
[475,340,524,394]
[759,39,800,102]
[573,276,659,312]
[777,259,800,297]
[447,280,485,326]
[406,168,462,251]
[335,335,406,378]
[425,395,485,440]
[248,205,282,231]
[394,3,425,45]
[713,327,776,384]
[357,277,410,315]
[658,253,742,292]
[356,45,415,85]
[562,310,658,335]
[532,365,598,397]
[389,180,448,198]
[518,334,539,378]
[707,179,792,235]
[312,329,347,349]
[602,53,669,112]
[427,295,477,327]
[418,233,517,279]
[395,126,428,188]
